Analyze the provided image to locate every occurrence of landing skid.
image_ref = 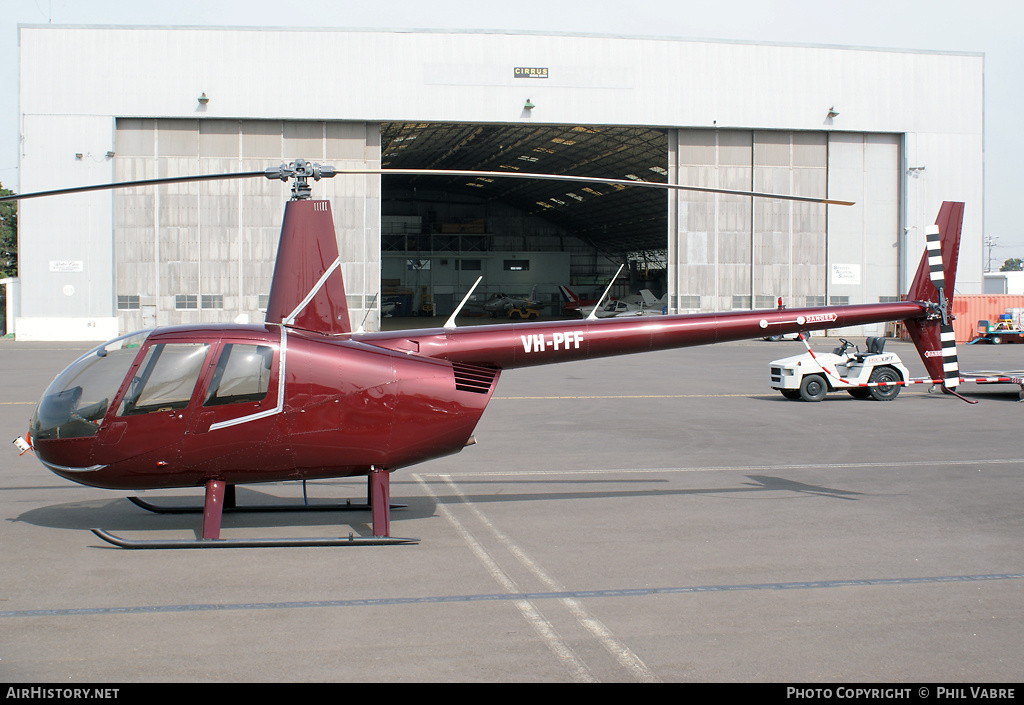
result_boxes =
[91,528,417,549]
[95,469,413,548]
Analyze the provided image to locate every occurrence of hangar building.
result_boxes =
[8,25,984,340]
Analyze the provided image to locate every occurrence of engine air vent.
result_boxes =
[452,363,498,394]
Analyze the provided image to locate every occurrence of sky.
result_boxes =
[2,0,1022,264]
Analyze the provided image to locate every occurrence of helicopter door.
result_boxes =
[177,341,290,477]
[191,342,279,433]
[95,342,211,469]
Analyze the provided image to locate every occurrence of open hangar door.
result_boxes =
[377,122,670,323]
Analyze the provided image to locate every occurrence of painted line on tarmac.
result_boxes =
[413,472,598,682]
[419,457,1024,478]
[494,394,752,399]
[428,472,659,683]
[4,572,1022,619]
[493,391,931,400]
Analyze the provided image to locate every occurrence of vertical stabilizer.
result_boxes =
[265,199,351,335]
[904,202,964,387]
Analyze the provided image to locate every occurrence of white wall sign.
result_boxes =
[50,261,83,272]
[831,264,861,285]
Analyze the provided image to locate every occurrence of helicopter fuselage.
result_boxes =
[30,300,928,493]
[30,324,498,490]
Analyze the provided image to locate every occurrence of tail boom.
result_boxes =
[361,301,928,370]
[359,203,965,380]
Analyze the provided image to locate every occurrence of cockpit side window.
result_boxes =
[203,344,273,407]
[117,343,210,416]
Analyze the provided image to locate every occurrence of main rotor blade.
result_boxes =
[0,165,854,206]
[359,168,855,206]
[0,171,267,203]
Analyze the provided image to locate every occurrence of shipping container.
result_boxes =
[950,295,1024,342]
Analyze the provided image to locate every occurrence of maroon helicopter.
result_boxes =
[5,162,964,548]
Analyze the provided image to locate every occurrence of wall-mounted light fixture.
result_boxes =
[198,93,210,105]
[524,99,535,110]
[105,151,115,159]
[826,106,839,118]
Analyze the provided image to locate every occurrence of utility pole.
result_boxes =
[984,234,999,272]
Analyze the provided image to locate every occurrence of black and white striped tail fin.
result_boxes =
[925,224,961,388]
[905,202,965,391]
[939,322,960,388]
[926,224,945,287]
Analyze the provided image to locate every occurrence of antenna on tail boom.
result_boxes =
[587,264,626,321]
[444,277,484,329]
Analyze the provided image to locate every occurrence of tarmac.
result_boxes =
[1,333,1023,683]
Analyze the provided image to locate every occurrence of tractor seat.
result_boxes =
[850,336,885,362]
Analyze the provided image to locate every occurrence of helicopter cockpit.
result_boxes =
[31,330,153,441]
[31,329,279,444]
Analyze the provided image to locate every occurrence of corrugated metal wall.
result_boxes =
[668,129,900,335]
[114,119,381,332]
[668,129,830,312]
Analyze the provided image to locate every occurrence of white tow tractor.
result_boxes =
[769,337,911,402]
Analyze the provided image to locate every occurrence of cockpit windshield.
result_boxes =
[31,330,152,440]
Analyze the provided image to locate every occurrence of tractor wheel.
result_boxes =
[868,366,902,401]
[799,374,828,402]
[990,335,1002,344]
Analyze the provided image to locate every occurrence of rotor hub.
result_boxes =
[264,159,337,200]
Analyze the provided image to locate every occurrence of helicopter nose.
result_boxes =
[29,433,108,487]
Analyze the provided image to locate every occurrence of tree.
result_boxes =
[1000,258,1023,272]
[0,183,13,335]
[0,182,15,279]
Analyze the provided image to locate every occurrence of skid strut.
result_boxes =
[92,470,417,549]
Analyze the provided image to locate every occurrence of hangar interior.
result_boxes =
[379,121,670,319]
[109,118,897,333]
